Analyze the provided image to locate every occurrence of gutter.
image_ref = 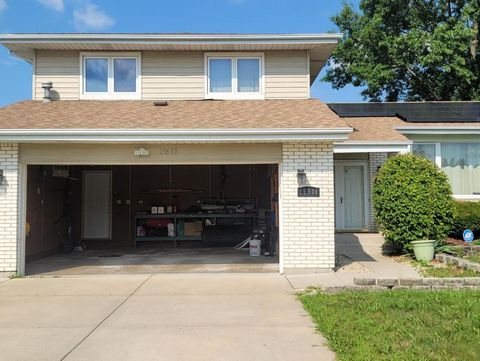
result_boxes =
[0,128,353,143]
[0,33,343,43]
[396,126,480,135]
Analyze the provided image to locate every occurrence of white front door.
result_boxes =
[82,171,112,239]
[335,163,368,230]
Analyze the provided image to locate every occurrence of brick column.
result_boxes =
[281,142,335,273]
[369,152,388,232]
[0,143,19,274]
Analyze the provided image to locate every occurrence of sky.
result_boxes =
[0,0,363,107]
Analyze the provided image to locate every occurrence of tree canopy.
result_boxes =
[325,0,480,101]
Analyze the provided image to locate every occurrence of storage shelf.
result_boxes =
[134,236,202,242]
[135,213,258,219]
[133,212,260,247]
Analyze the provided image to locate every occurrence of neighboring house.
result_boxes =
[0,33,478,276]
[328,102,480,232]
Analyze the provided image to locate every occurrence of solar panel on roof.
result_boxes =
[328,102,480,122]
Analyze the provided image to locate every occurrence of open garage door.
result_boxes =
[24,164,279,275]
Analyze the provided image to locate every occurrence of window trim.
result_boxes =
[204,52,265,100]
[411,141,480,199]
[80,52,141,100]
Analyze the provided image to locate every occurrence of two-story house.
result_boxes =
[0,33,479,276]
[0,33,354,275]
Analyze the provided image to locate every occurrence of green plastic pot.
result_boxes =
[411,240,436,262]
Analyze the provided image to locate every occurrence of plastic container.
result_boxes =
[411,240,435,261]
[249,238,261,257]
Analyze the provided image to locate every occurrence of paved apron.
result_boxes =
[0,274,335,361]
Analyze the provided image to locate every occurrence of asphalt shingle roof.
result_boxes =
[0,99,350,130]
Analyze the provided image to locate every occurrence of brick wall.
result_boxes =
[0,143,19,273]
[281,142,335,273]
[368,152,388,232]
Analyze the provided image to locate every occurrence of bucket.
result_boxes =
[411,240,436,262]
[249,238,261,256]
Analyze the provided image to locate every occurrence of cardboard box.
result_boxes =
[184,222,202,236]
[194,220,203,232]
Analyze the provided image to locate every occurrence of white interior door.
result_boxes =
[82,171,112,239]
[335,163,368,230]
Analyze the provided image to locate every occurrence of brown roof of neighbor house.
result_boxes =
[343,117,410,143]
[0,99,350,130]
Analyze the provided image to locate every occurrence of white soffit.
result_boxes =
[0,33,342,80]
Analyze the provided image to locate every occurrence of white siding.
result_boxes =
[33,50,310,100]
[34,50,80,100]
[265,51,309,99]
[142,51,205,100]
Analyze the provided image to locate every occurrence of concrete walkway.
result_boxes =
[287,233,420,289]
[0,274,335,361]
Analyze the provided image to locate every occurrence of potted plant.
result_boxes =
[372,154,454,261]
[410,240,436,261]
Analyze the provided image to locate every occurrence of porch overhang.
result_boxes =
[333,141,410,154]
[396,126,480,135]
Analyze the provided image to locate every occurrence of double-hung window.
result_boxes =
[81,53,141,99]
[206,54,263,99]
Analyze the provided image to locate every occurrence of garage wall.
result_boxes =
[25,166,65,261]
[20,143,282,165]
[0,143,19,273]
[281,142,335,273]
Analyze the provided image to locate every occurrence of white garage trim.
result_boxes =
[17,164,27,276]
[17,143,285,275]
[0,128,352,143]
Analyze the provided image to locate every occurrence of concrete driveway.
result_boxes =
[0,274,334,361]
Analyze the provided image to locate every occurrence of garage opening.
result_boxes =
[24,164,279,275]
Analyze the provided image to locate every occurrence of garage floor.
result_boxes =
[26,247,279,276]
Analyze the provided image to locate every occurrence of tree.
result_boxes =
[325,0,480,101]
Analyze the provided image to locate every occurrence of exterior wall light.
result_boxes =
[297,169,307,186]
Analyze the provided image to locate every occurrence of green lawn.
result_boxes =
[466,254,480,264]
[420,262,480,278]
[300,290,480,361]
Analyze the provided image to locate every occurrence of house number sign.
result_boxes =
[298,186,320,198]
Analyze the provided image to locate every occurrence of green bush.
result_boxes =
[372,153,454,250]
[450,201,480,240]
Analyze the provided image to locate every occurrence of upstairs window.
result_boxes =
[81,53,140,99]
[206,54,263,99]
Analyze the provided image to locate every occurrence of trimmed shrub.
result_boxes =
[450,201,480,240]
[372,153,454,250]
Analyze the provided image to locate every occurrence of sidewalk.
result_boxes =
[287,233,419,290]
